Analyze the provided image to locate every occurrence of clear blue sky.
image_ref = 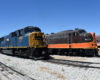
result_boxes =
[0,0,100,37]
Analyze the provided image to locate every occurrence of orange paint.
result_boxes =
[48,42,97,49]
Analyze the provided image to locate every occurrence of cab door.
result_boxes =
[68,33,72,48]
[11,32,17,47]
[18,29,23,47]
[71,32,79,48]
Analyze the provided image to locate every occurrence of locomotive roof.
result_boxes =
[0,26,41,38]
[45,29,85,37]
[11,26,41,33]
[57,29,85,33]
[24,26,40,29]
[16,26,40,31]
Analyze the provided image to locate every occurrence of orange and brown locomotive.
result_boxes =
[44,28,98,57]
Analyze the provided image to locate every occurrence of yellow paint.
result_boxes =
[0,47,27,48]
[29,32,46,47]
[34,46,47,48]
[19,36,23,39]
[83,47,97,49]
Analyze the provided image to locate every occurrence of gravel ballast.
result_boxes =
[0,54,100,80]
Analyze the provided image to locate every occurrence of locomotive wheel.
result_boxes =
[70,51,72,56]
[57,52,61,55]
[77,52,81,56]
[79,52,83,57]
[12,50,15,56]
[85,53,94,57]
[90,54,95,57]
[35,50,39,58]
[95,52,99,57]
[81,53,85,57]
[32,50,39,60]
[72,52,77,56]
[64,52,68,56]
[1,50,4,54]
[24,51,29,58]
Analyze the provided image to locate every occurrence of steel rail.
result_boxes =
[0,62,35,80]
[42,58,100,69]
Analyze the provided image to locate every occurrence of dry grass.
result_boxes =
[50,71,57,75]
[40,67,50,71]
[40,67,66,79]
[51,55,87,61]
[58,74,66,79]
[15,62,19,64]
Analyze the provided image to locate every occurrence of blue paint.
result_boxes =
[0,26,41,48]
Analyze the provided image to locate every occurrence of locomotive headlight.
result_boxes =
[85,38,91,41]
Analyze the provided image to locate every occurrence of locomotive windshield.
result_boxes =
[24,27,41,34]
[34,28,41,32]
[79,30,86,34]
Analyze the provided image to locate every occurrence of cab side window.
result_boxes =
[66,34,68,38]
[0,37,4,42]
[11,32,17,37]
[58,34,63,39]
[69,33,71,36]
[18,29,23,37]
[73,32,78,36]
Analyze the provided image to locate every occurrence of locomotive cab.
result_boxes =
[77,30,98,56]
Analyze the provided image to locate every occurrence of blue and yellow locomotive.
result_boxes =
[0,26,49,59]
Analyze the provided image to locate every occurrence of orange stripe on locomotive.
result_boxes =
[48,42,97,49]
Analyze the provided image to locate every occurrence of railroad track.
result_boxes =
[0,62,35,80]
[42,58,100,69]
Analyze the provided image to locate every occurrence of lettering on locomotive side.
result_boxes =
[19,36,23,39]
[85,38,91,41]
